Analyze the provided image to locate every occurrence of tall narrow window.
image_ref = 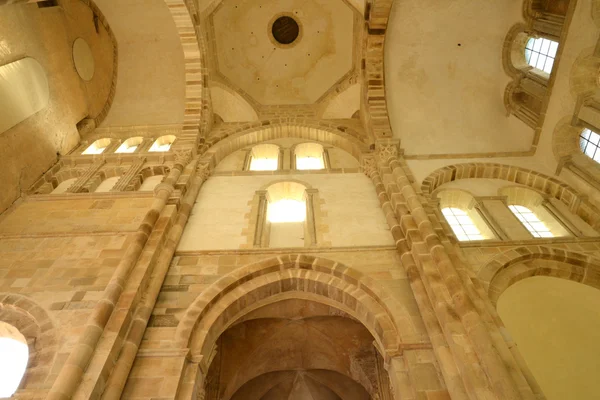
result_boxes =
[441,207,484,241]
[525,37,558,74]
[0,321,28,397]
[264,182,309,247]
[249,144,279,171]
[149,135,176,152]
[509,205,553,238]
[294,143,325,170]
[82,138,111,155]
[579,128,600,163]
[115,137,143,154]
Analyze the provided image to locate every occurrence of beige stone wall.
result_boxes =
[177,173,393,251]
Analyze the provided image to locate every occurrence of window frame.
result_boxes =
[524,37,558,75]
[508,205,554,238]
[441,207,485,242]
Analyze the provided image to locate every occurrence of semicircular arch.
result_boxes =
[477,246,600,305]
[201,123,369,167]
[421,163,600,229]
[175,255,414,367]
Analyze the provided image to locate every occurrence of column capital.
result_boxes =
[375,139,401,163]
[360,153,377,177]
[173,149,193,168]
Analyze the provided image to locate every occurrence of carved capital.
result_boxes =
[197,162,212,181]
[360,154,377,177]
[174,149,193,167]
[375,139,400,163]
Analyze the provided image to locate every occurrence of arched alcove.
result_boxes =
[174,255,416,399]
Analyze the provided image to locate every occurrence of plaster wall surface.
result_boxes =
[0,1,114,215]
[498,276,600,400]
[93,0,186,127]
[385,0,533,156]
[177,173,393,251]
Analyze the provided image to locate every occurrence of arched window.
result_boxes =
[115,137,143,154]
[294,143,325,170]
[579,128,600,163]
[138,175,164,191]
[266,182,307,247]
[94,176,120,193]
[149,135,176,152]
[525,37,558,74]
[0,321,28,397]
[248,144,279,171]
[82,138,111,155]
[508,205,553,238]
[441,207,484,241]
[51,177,78,194]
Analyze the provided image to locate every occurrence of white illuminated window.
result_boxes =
[0,323,28,398]
[525,37,558,74]
[295,143,325,170]
[268,199,306,223]
[580,128,600,163]
[249,144,279,171]
[442,207,484,241]
[149,135,176,152]
[82,138,111,155]
[509,205,553,238]
[115,137,143,154]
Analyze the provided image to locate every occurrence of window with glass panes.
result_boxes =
[580,128,600,163]
[508,205,553,238]
[525,37,558,74]
[441,208,484,241]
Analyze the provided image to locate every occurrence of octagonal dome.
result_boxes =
[211,0,356,105]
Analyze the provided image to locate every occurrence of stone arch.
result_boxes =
[201,123,368,168]
[31,167,86,195]
[420,163,600,229]
[128,165,171,191]
[477,246,600,305]
[164,0,210,146]
[210,83,259,123]
[0,293,58,391]
[502,23,532,79]
[175,255,414,366]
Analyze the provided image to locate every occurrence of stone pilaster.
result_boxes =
[111,158,146,192]
[66,160,106,193]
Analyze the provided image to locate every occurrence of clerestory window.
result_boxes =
[441,207,484,241]
[579,128,600,163]
[149,135,176,152]
[525,37,558,74]
[294,143,325,170]
[115,137,143,154]
[509,205,553,238]
[82,138,111,155]
[248,144,279,171]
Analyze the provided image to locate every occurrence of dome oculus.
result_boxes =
[271,16,299,45]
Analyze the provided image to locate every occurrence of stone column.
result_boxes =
[47,150,193,400]
[323,147,332,169]
[304,188,319,246]
[110,158,146,191]
[253,190,269,247]
[100,160,212,399]
[541,198,583,236]
[365,140,538,400]
[242,149,252,171]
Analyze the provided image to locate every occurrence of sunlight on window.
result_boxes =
[296,156,324,170]
[149,135,176,152]
[82,139,110,155]
[0,337,28,397]
[442,207,484,241]
[115,137,143,154]
[267,199,306,223]
[249,157,278,171]
[509,205,553,238]
[580,128,600,163]
[525,37,558,74]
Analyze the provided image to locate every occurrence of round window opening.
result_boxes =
[272,16,299,45]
